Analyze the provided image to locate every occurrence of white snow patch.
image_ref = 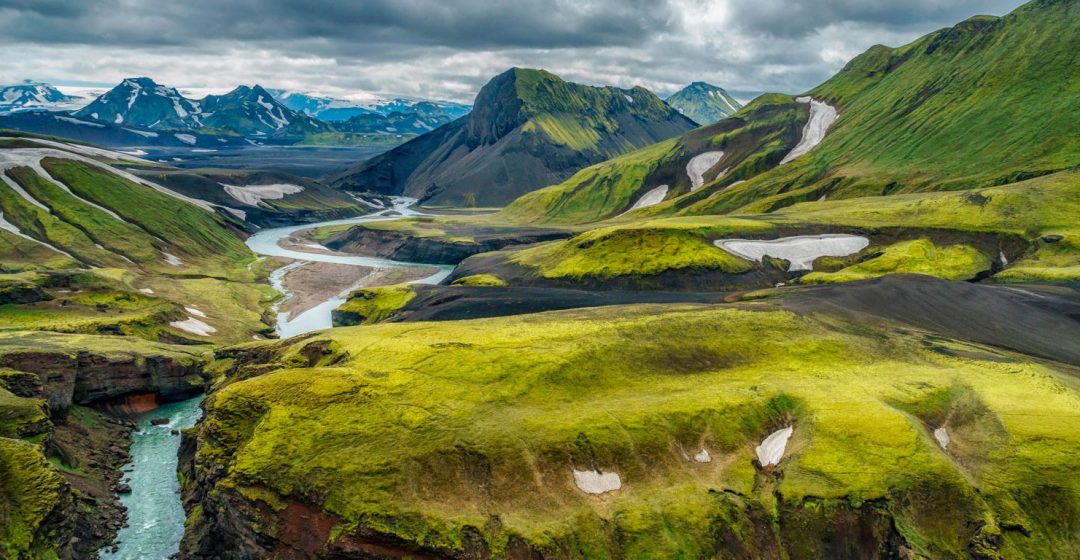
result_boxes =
[780,98,838,165]
[716,234,869,271]
[223,183,304,207]
[121,149,148,157]
[999,251,1008,267]
[934,427,950,451]
[693,449,712,463]
[573,469,622,494]
[139,288,154,295]
[169,317,216,336]
[686,151,725,191]
[618,185,668,217]
[184,306,207,318]
[125,128,159,138]
[56,116,105,128]
[756,427,793,467]
[174,133,197,145]
[9,137,148,163]
[114,114,124,124]
[162,252,183,266]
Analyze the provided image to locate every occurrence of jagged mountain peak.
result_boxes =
[666,82,742,125]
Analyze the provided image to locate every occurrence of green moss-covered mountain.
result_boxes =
[666,81,743,125]
[330,68,697,207]
[501,0,1080,225]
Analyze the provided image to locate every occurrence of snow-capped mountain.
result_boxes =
[666,82,743,125]
[75,77,203,129]
[270,89,471,122]
[0,80,78,113]
[199,85,326,136]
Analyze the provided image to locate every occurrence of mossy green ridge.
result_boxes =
[511,226,754,280]
[495,1,1080,227]
[185,302,1080,558]
[451,274,508,287]
[482,168,1080,288]
[0,437,73,560]
[499,94,805,224]
[675,0,1080,217]
[41,159,250,277]
[802,239,992,284]
[0,386,50,439]
[331,284,416,326]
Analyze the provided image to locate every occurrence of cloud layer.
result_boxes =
[0,0,1026,102]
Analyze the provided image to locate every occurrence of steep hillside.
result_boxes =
[331,68,697,207]
[498,0,1080,224]
[666,82,743,124]
[500,93,805,224]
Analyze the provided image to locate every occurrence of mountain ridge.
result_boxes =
[331,67,697,206]
[666,81,743,124]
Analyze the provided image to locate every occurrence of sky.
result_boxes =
[0,0,1028,103]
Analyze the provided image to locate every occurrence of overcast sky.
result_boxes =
[0,0,1027,103]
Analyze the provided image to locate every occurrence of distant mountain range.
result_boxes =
[0,78,474,147]
[0,80,79,112]
[0,77,740,154]
[666,82,743,125]
[331,68,698,206]
[270,90,470,122]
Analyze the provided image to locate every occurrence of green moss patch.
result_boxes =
[511,227,753,280]
[451,274,508,287]
[802,239,991,284]
[332,284,416,326]
[189,303,1080,556]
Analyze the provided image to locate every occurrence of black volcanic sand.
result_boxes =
[783,274,1080,366]
[383,285,733,323]
[385,275,1080,369]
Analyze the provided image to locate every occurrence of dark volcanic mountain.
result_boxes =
[666,82,742,125]
[75,77,202,129]
[331,68,697,206]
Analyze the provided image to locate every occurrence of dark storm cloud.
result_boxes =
[0,0,1029,102]
[723,0,1028,37]
[0,0,673,49]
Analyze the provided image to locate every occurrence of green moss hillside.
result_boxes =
[494,0,1080,226]
[186,302,1080,558]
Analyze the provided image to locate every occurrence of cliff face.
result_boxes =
[0,344,206,413]
[0,334,210,559]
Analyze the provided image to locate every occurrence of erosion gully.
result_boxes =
[103,198,451,558]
